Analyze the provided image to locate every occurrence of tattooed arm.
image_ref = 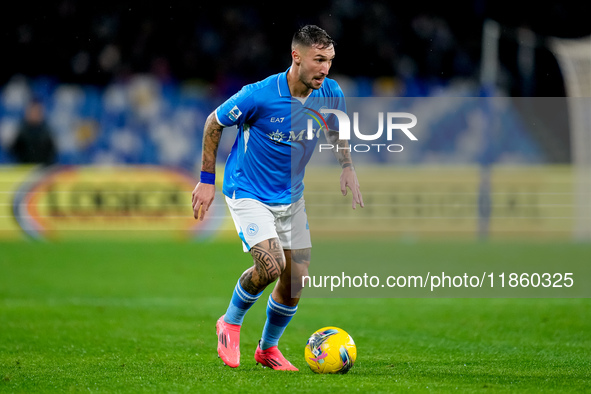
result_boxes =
[324,128,364,209]
[192,111,224,220]
[324,128,352,168]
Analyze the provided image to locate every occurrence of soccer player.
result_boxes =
[191,25,363,371]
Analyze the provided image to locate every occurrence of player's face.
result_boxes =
[297,44,335,90]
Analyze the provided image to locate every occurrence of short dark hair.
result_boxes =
[292,25,335,50]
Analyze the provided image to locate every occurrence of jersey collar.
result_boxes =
[277,67,321,100]
[277,68,291,98]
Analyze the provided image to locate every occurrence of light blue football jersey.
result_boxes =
[215,68,346,204]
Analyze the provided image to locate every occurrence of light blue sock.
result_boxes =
[260,295,298,350]
[223,280,262,325]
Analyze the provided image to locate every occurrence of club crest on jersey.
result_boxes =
[228,106,242,122]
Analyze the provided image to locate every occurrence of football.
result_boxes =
[304,326,357,374]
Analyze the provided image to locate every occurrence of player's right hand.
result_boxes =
[191,182,215,221]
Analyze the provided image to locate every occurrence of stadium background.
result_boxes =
[1,1,590,241]
[1,2,591,391]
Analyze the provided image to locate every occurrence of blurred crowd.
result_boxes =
[2,1,589,93]
[2,1,484,90]
[0,1,588,167]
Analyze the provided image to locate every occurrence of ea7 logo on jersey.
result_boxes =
[228,106,242,122]
[270,117,284,123]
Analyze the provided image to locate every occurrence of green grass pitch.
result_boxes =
[1,240,590,392]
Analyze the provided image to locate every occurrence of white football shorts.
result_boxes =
[225,196,312,252]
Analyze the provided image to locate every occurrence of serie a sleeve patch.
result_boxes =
[228,105,242,122]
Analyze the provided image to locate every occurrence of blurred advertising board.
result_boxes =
[0,164,577,241]
[303,165,574,240]
[1,165,222,240]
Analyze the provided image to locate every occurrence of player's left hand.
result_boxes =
[340,166,364,209]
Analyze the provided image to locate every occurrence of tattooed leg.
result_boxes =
[239,238,286,295]
[271,248,311,307]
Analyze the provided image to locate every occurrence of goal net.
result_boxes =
[549,36,591,240]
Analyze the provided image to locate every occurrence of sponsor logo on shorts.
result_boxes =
[246,223,259,236]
